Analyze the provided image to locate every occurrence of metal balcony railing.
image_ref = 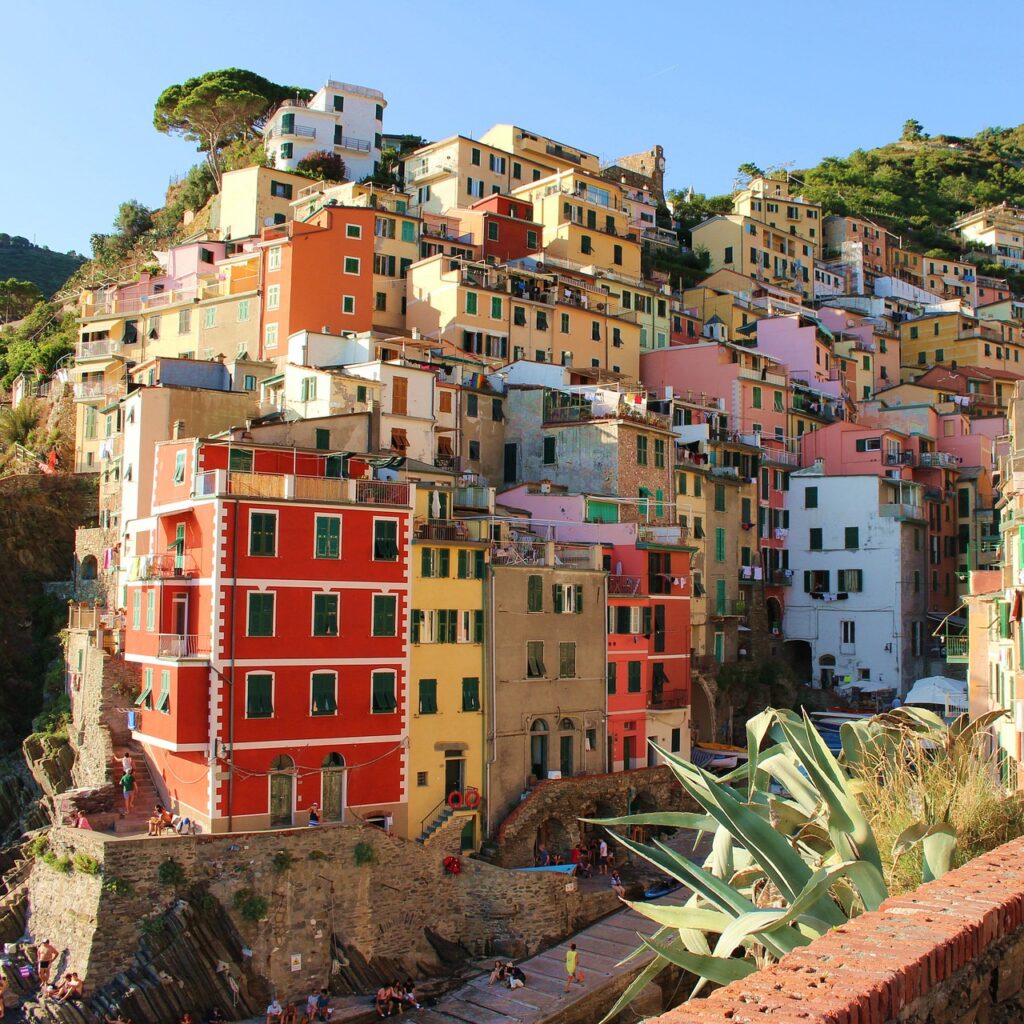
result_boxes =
[157,634,211,659]
[648,687,689,710]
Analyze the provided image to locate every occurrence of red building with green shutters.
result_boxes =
[124,436,414,833]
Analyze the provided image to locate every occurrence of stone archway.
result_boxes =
[534,816,572,863]
[766,596,783,636]
[785,639,813,685]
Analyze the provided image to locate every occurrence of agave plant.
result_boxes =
[593,706,1008,1020]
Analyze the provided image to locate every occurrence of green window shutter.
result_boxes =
[248,593,274,636]
[804,571,812,593]
[249,512,276,556]
[373,596,397,636]
[474,550,485,579]
[401,221,415,243]
[371,672,397,713]
[145,590,155,631]
[559,643,575,678]
[574,584,583,614]
[461,677,480,712]
[315,517,340,558]
[805,487,818,509]
[136,668,154,708]
[1000,601,1012,640]
[490,296,502,319]
[374,520,398,560]
[713,633,724,663]
[457,549,468,578]
[527,641,545,677]
[810,528,822,550]
[715,579,726,615]
[311,673,337,715]
[741,498,751,523]
[627,662,641,692]
[527,574,543,611]
[715,528,726,561]
[473,609,484,642]
[313,594,338,636]
[246,674,273,718]
[845,527,859,549]
[421,547,433,577]
[315,428,330,450]
[642,607,653,635]
[466,291,478,315]
[418,678,438,715]
[553,585,564,614]
[543,436,556,464]
[607,663,617,694]
[439,548,450,577]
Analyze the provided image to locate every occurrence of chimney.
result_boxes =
[172,420,186,440]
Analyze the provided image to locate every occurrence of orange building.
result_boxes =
[258,208,377,362]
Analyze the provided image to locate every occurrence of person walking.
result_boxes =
[120,768,137,815]
[564,942,584,993]
[598,837,609,875]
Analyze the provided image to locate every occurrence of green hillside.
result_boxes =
[0,235,85,297]
[795,122,1024,255]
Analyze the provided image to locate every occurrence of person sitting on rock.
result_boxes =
[56,973,84,1002]
[610,870,626,898]
[374,984,393,1018]
[507,964,526,990]
[282,1002,299,1024]
[401,981,421,1011]
[315,989,332,1021]
[487,960,506,986]
[74,811,92,830]
[266,997,283,1024]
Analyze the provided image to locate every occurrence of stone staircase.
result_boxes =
[111,741,162,834]
[416,805,455,844]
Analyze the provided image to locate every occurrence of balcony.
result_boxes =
[138,552,200,580]
[608,574,641,595]
[711,599,747,618]
[76,339,124,360]
[266,124,317,140]
[454,484,490,510]
[885,451,915,467]
[414,518,487,542]
[490,538,601,570]
[879,502,926,522]
[648,688,689,710]
[738,567,762,585]
[192,470,411,508]
[918,451,960,469]
[74,379,121,402]
[944,635,969,663]
[737,366,787,387]
[638,524,689,546]
[68,603,101,630]
[762,446,800,467]
[406,159,453,183]
[156,634,211,660]
[769,569,795,587]
[334,135,372,153]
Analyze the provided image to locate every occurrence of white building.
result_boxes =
[783,468,928,695]
[263,80,386,182]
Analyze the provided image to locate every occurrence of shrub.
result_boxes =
[295,150,346,182]
[141,915,166,936]
[31,694,70,739]
[232,888,268,922]
[307,849,328,861]
[103,877,134,896]
[27,834,49,858]
[72,852,100,875]
[157,858,186,887]
[272,850,294,875]
[41,851,72,874]
[354,842,377,866]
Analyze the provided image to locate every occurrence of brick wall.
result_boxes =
[648,834,1024,1024]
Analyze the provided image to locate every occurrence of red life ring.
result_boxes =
[447,790,463,809]
[463,788,481,809]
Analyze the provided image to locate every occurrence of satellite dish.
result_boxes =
[263,216,276,227]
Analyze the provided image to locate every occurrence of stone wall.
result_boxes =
[494,764,690,867]
[648,834,1024,1024]
[27,819,589,1001]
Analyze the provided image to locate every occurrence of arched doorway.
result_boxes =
[690,678,716,743]
[269,754,294,827]
[534,816,571,863]
[766,597,783,636]
[785,639,812,684]
[818,654,837,689]
[557,717,575,778]
[530,719,549,781]
[321,752,345,822]
[79,555,97,581]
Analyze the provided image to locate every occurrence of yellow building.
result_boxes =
[405,254,643,379]
[407,486,490,848]
[403,135,552,217]
[195,249,262,360]
[921,255,977,307]
[732,175,823,255]
[899,312,1024,376]
[480,124,600,174]
[215,165,311,240]
[954,204,1024,271]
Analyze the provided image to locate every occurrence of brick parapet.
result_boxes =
[648,834,1024,1024]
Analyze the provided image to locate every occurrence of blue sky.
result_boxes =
[4,0,1022,254]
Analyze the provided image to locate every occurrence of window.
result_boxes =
[714,484,726,512]
[245,674,273,718]
[237,299,250,323]
[805,486,818,509]
[173,450,186,484]
[809,528,823,550]
[264,323,278,349]
[838,569,863,593]
[247,593,274,636]
[627,662,641,693]
[343,256,360,276]
[724,245,734,263]
[774,391,784,413]
[312,515,341,560]
[462,677,481,712]
[527,574,543,612]
[311,673,337,716]
[249,511,277,556]
[527,229,538,248]
[553,583,583,614]
[637,435,648,465]
[203,306,216,329]
[841,620,856,646]
[581,235,592,255]
[487,221,499,242]
[543,435,556,465]
[468,440,480,461]
[371,672,397,713]
[136,667,153,709]
[845,526,859,549]
[300,376,318,402]
[526,641,546,678]
[607,662,617,694]
[752,386,762,409]
[420,547,451,579]
[591,320,601,341]
[560,312,570,334]
[267,246,282,271]
[156,670,170,714]
[418,678,437,715]
[559,642,576,678]
[372,594,397,636]
[178,308,192,334]
[266,284,280,310]
[312,594,339,636]
[654,439,665,468]
[466,392,479,418]
[855,437,882,452]
[490,296,502,319]
[714,527,726,562]
[373,520,398,560]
